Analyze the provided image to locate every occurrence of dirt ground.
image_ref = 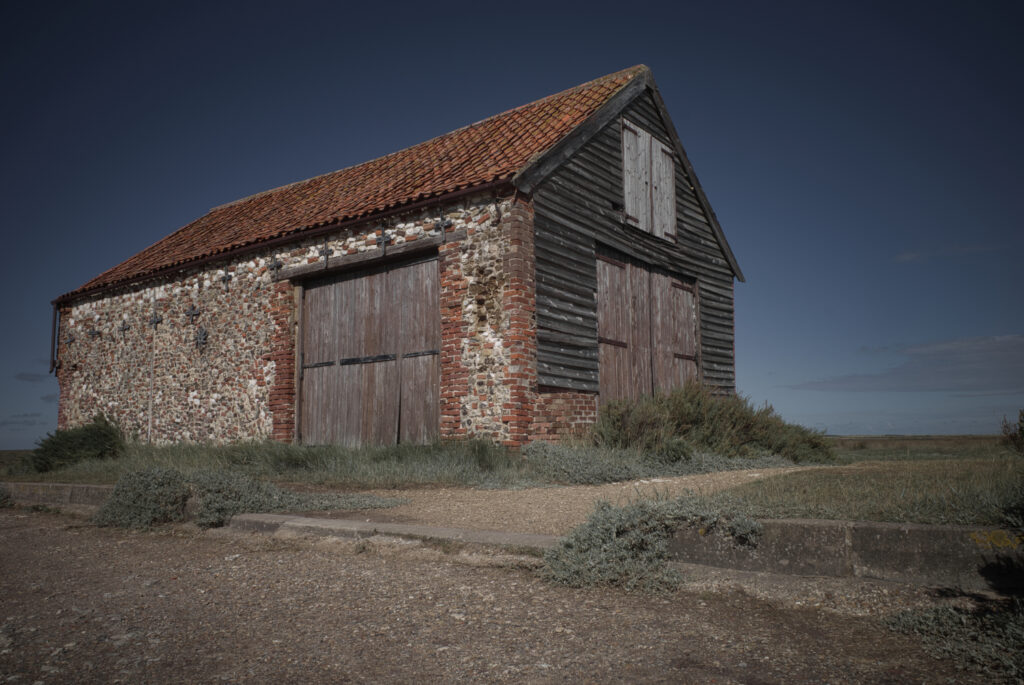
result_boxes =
[302,466,820,535]
[0,507,985,684]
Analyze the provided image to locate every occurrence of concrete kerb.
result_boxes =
[4,481,1021,591]
[229,513,561,553]
[670,518,1024,592]
[3,481,113,508]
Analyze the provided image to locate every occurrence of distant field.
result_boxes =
[716,455,1022,526]
[828,434,1002,449]
[827,434,1008,463]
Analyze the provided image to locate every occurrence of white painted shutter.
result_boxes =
[651,140,676,238]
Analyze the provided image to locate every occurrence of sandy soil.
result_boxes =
[303,466,819,536]
[0,508,979,684]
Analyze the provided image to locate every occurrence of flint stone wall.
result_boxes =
[57,193,531,445]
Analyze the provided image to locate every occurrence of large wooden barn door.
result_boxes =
[597,253,698,404]
[299,256,440,446]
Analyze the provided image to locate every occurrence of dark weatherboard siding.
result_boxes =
[532,90,737,394]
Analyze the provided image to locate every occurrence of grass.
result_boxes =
[4,384,834,489]
[712,456,1023,526]
[6,440,530,488]
[5,437,796,490]
[829,434,1008,463]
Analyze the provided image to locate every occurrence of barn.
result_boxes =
[50,65,744,447]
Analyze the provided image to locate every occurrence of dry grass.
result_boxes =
[715,456,1023,526]
[829,434,1005,461]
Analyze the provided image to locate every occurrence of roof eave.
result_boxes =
[512,67,652,196]
[53,177,515,306]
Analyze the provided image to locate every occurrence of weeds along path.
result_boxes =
[314,466,820,536]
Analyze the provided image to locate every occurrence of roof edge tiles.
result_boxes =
[58,66,648,302]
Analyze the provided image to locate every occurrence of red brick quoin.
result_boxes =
[500,196,538,447]
[267,280,296,442]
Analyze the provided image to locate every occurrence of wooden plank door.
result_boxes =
[394,258,441,444]
[597,254,699,405]
[597,255,633,404]
[651,274,698,393]
[299,256,440,445]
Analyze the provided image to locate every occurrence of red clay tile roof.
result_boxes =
[64,65,648,300]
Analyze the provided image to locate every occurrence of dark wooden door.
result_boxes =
[597,254,698,404]
[300,256,440,445]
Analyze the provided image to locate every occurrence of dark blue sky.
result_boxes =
[2,0,1021,448]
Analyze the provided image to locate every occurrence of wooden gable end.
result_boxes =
[531,88,739,394]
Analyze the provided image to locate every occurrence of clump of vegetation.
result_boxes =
[32,415,125,473]
[542,494,760,592]
[1002,477,1024,532]
[93,467,405,530]
[0,483,12,508]
[592,382,832,463]
[93,468,189,529]
[187,470,404,528]
[1003,410,1024,456]
[523,442,647,485]
[522,441,791,486]
[888,599,1024,680]
[31,438,527,489]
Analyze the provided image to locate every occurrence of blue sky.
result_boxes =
[1,0,1021,448]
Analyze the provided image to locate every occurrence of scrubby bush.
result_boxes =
[888,599,1024,680]
[32,415,125,473]
[0,483,12,508]
[542,499,684,592]
[1003,410,1024,456]
[94,467,406,530]
[188,470,405,528]
[523,442,647,485]
[592,382,832,463]
[542,494,761,592]
[189,470,292,528]
[93,468,189,529]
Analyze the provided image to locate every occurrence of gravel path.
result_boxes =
[0,509,978,684]
[306,466,819,536]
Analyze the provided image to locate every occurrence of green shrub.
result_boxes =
[888,599,1024,680]
[93,468,189,529]
[94,467,406,530]
[592,382,833,463]
[189,470,290,528]
[0,483,12,508]
[1003,410,1024,456]
[542,499,684,592]
[33,415,125,473]
[188,470,405,528]
[542,494,761,592]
